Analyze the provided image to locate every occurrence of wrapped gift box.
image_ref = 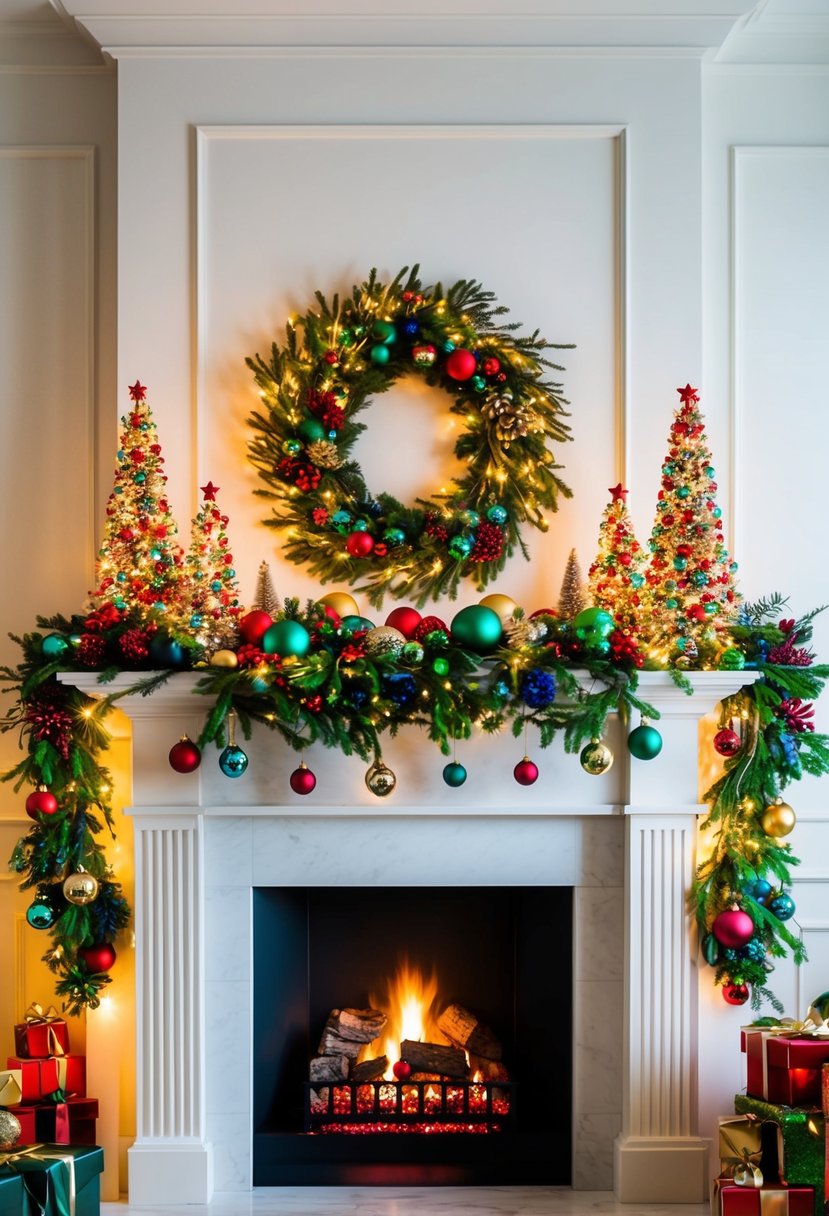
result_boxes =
[5,1056,85,1104]
[712,1179,814,1216]
[13,1008,69,1061]
[34,1097,98,1147]
[766,1038,829,1108]
[0,1072,22,1109]
[0,1144,103,1216]
[0,1107,36,1147]
[743,1027,777,1099]
[720,1114,774,1181]
[735,1094,825,1216]
[0,1167,24,1216]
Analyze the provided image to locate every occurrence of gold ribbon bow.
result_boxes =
[720,1127,764,1187]
[0,1069,22,1106]
[23,1002,65,1056]
[0,1143,76,1216]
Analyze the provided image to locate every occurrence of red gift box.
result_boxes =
[766,1037,829,1107]
[13,1004,70,1059]
[712,1180,814,1216]
[2,1103,37,1145]
[6,1054,86,1103]
[34,1096,98,1146]
[743,1028,773,1099]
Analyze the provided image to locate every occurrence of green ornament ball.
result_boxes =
[486,505,508,526]
[41,633,69,659]
[372,320,397,345]
[401,641,424,666]
[459,509,480,528]
[337,328,353,347]
[432,657,450,676]
[262,619,311,658]
[809,991,829,1020]
[718,647,746,671]
[298,417,326,443]
[450,604,503,653]
[448,534,474,560]
[442,761,468,788]
[470,375,487,393]
[383,527,406,548]
[282,438,302,456]
[628,723,663,761]
[572,607,615,638]
[370,344,391,365]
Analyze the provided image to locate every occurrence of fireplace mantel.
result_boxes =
[66,669,756,1202]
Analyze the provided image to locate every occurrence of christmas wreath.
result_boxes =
[247,266,573,608]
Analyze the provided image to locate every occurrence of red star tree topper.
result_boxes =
[186,483,244,652]
[93,384,190,625]
[588,484,646,636]
[642,386,740,665]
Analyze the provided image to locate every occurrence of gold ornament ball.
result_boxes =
[580,738,614,776]
[63,867,99,906]
[364,625,406,658]
[210,649,239,668]
[761,798,796,838]
[479,593,519,622]
[0,1108,21,1150]
[365,760,397,798]
[318,591,360,619]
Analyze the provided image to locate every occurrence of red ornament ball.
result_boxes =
[413,615,448,643]
[385,606,422,639]
[513,757,539,786]
[289,763,317,796]
[239,609,273,645]
[392,1060,412,1080]
[713,727,741,757]
[712,907,755,949]
[482,356,501,376]
[169,736,202,774]
[346,530,375,558]
[723,981,750,1006]
[25,788,58,818]
[445,349,477,381]
[78,942,117,973]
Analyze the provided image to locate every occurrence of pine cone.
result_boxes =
[503,616,546,648]
[482,394,534,447]
[307,440,342,470]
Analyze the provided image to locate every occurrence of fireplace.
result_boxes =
[252,886,571,1185]
[65,668,753,1204]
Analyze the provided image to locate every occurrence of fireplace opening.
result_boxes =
[252,886,572,1185]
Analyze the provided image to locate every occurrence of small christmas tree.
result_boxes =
[251,560,281,617]
[93,382,190,626]
[588,484,646,634]
[643,384,739,664]
[558,548,589,618]
[186,482,244,651]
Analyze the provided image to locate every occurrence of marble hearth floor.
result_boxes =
[102,1190,709,1216]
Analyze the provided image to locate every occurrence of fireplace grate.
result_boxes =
[304,1080,517,1134]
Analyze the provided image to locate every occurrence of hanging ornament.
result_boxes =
[25,786,58,818]
[385,606,422,639]
[713,725,741,757]
[712,906,754,948]
[0,1109,22,1151]
[262,619,311,658]
[442,761,467,788]
[26,899,55,930]
[78,942,117,973]
[169,735,201,773]
[513,756,539,786]
[450,604,503,653]
[289,761,317,796]
[219,712,249,778]
[580,738,614,776]
[364,625,406,658]
[760,797,796,837]
[627,720,663,760]
[393,1059,412,1081]
[318,591,360,618]
[365,759,397,798]
[768,892,796,921]
[743,877,773,904]
[723,981,750,1006]
[63,866,99,906]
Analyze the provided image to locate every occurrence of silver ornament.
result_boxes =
[63,866,99,905]
[0,1108,22,1150]
[364,625,406,659]
[365,760,397,798]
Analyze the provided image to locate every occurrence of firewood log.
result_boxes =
[436,1003,502,1061]
[309,1055,349,1084]
[351,1055,389,1084]
[468,1053,509,1082]
[400,1040,468,1078]
[330,1007,387,1042]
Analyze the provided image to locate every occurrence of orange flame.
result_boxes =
[364,957,447,1080]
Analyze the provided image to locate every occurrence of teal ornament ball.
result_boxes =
[26,900,55,930]
[370,344,391,365]
[298,418,326,443]
[442,761,468,788]
[148,636,187,669]
[627,723,663,761]
[372,320,397,344]
[459,509,480,528]
[486,505,508,526]
[341,615,375,633]
[219,744,249,778]
[262,619,311,658]
[450,604,503,653]
[282,439,302,456]
[448,535,473,560]
[41,633,69,659]
[383,527,406,548]
[470,375,487,393]
[718,647,746,671]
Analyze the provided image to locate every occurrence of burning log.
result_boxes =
[351,1055,389,1084]
[400,1040,468,1079]
[330,1007,387,1042]
[436,1003,502,1061]
[310,1055,350,1084]
[468,1053,509,1082]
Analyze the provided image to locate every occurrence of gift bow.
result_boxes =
[720,1127,764,1187]
[0,1069,22,1106]
[23,1002,65,1056]
[752,1011,829,1039]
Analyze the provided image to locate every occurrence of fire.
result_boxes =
[365,957,446,1080]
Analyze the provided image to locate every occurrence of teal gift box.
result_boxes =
[734,1094,824,1216]
[0,1169,24,1216]
[0,1144,102,1216]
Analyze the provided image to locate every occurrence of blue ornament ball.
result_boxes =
[519,668,557,710]
[744,877,773,904]
[219,745,249,778]
[442,762,468,788]
[382,672,417,706]
[769,892,796,921]
[402,320,420,337]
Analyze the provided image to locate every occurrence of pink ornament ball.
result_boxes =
[385,606,422,639]
[346,531,375,558]
[445,349,477,381]
[289,764,317,796]
[169,736,202,774]
[239,609,273,645]
[513,757,539,786]
[712,907,754,949]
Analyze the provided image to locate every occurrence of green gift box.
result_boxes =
[0,1144,102,1216]
[0,1169,24,1216]
[735,1094,825,1216]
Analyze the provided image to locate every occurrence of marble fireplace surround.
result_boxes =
[69,671,753,1206]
